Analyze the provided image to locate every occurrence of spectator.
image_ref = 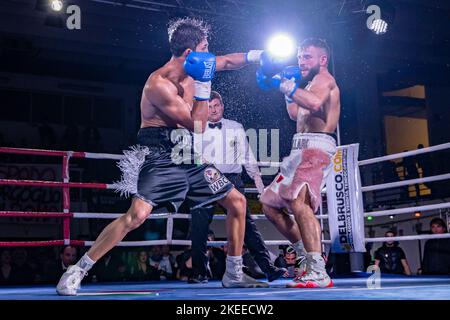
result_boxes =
[149,245,175,280]
[159,245,177,280]
[0,249,13,285]
[128,250,159,281]
[90,251,127,282]
[275,246,299,278]
[148,246,163,270]
[421,218,450,275]
[45,246,78,283]
[374,231,412,275]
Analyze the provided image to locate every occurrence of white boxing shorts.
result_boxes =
[260,132,337,213]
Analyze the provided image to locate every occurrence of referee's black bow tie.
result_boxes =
[208,122,222,129]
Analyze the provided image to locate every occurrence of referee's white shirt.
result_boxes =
[193,118,260,178]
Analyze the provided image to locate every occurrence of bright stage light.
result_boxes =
[267,34,295,59]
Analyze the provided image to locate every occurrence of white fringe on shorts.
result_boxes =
[112,145,151,198]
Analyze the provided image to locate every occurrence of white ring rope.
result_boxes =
[73,141,450,168]
[84,152,123,160]
[366,233,450,243]
[247,171,450,195]
[65,142,450,197]
[82,239,332,247]
[3,142,450,248]
[358,142,450,166]
[313,202,450,220]
[73,212,330,221]
[81,233,450,247]
[361,173,450,192]
[74,212,282,220]
[363,202,450,218]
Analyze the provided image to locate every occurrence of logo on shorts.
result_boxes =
[204,168,229,193]
[204,168,221,183]
[292,138,309,150]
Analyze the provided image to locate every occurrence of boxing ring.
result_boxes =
[1,143,450,300]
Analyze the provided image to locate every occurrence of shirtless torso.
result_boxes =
[140,63,195,129]
[139,43,246,131]
[287,69,340,134]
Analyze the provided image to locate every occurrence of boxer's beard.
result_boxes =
[300,64,320,87]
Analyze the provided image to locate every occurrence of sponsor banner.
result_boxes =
[0,164,62,217]
[326,144,365,253]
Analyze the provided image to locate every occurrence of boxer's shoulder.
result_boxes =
[145,73,178,97]
[312,71,336,88]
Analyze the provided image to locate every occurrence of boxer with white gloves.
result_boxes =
[56,17,267,295]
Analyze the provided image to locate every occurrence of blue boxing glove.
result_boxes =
[184,52,216,100]
[256,65,301,98]
[184,52,216,82]
[259,51,290,77]
[256,67,281,91]
[281,65,301,83]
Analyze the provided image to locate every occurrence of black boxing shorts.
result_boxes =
[114,127,233,212]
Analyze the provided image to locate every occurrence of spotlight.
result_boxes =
[414,212,422,217]
[370,18,388,35]
[389,215,394,219]
[367,216,373,221]
[267,34,295,59]
[50,0,63,12]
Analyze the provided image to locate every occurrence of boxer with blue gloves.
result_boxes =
[56,17,267,295]
[256,65,302,100]
[258,38,341,289]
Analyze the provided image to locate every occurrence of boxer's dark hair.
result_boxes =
[168,17,210,57]
[300,38,330,58]
[209,90,223,105]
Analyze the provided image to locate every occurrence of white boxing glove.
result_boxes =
[246,50,264,64]
[194,80,211,101]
